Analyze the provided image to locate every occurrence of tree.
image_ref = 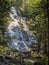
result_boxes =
[0,0,12,43]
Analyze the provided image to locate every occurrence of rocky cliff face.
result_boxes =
[5,6,37,52]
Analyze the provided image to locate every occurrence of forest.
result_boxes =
[0,0,48,65]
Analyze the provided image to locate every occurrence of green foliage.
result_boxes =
[0,0,12,44]
[14,0,22,8]
[25,61,32,65]
[37,55,48,65]
[0,0,12,23]
[0,46,8,55]
[20,0,48,54]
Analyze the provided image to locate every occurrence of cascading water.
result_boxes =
[6,6,37,52]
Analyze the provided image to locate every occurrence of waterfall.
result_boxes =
[6,6,37,52]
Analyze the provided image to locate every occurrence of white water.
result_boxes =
[6,7,37,52]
